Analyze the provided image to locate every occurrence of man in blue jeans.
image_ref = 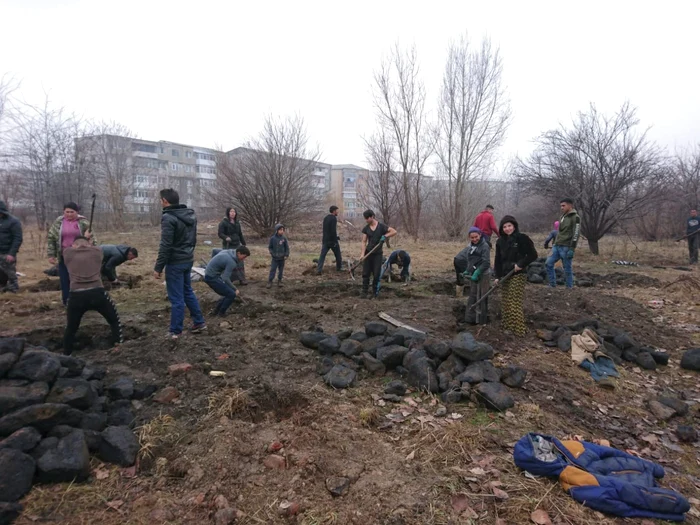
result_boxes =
[153,188,206,339]
[204,246,250,316]
[546,198,581,289]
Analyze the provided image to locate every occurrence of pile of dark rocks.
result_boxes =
[537,319,671,370]
[0,337,154,523]
[299,322,527,412]
[526,257,593,287]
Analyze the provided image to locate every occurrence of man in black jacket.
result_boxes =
[153,189,206,339]
[100,244,138,284]
[0,200,23,293]
[316,205,342,274]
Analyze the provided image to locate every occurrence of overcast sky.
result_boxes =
[2,0,699,170]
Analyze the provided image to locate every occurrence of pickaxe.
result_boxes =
[467,268,515,318]
[349,241,384,281]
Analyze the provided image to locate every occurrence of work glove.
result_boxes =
[544,243,549,249]
[567,249,575,259]
[470,269,482,282]
[380,235,386,242]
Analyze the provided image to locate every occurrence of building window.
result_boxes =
[184,165,192,173]
[194,152,217,162]
[136,175,148,184]
[140,206,149,212]
[135,190,149,198]
[160,147,164,154]
[172,149,179,157]
[132,143,156,153]
[171,163,178,171]
[187,180,193,187]
[186,151,192,158]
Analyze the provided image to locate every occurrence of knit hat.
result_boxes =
[554,221,560,230]
[468,226,482,235]
[63,202,79,212]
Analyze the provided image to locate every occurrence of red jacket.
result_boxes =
[474,211,498,237]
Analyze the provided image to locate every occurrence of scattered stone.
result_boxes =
[649,351,669,366]
[613,333,637,350]
[0,353,18,378]
[80,366,106,381]
[0,403,82,437]
[98,426,139,466]
[106,377,134,400]
[0,338,25,358]
[441,388,462,404]
[424,338,451,360]
[365,321,389,338]
[647,400,676,421]
[336,328,353,340]
[318,336,341,356]
[475,382,515,411]
[657,396,689,417]
[635,352,657,370]
[376,345,409,369]
[434,405,447,417]
[0,448,35,501]
[395,366,409,378]
[456,362,485,384]
[0,502,22,524]
[8,350,61,383]
[83,429,101,452]
[384,380,407,396]
[316,357,334,376]
[675,425,697,443]
[263,454,286,470]
[37,429,90,483]
[107,406,135,428]
[46,378,96,410]
[622,349,639,362]
[500,366,527,388]
[557,332,572,352]
[360,353,386,376]
[567,319,599,332]
[0,426,42,452]
[382,333,405,347]
[48,425,79,439]
[680,348,700,371]
[153,386,179,404]
[359,336,386,357]
[30,437,58,460]
[437,354,466,377]
[215,508,238,525]
[325,476,350,497]
[89,380,104,396]
[132,384,158,400]
[382,394,403,403]
[323,365,356,389]
[393,327,426,345]
[601,341,622,362]
[438,372,451,392]
[299,331,328,350]
[349,331,368,343]
[0,380,49,416]
[338,339,362,358]
[57,355,85,377]
[168,363,193,376]
[450,332,494,362]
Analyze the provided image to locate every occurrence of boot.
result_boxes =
[266,282,272,289]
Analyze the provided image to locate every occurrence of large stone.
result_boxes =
[424,339,450,360]
[635,352,657,370]
[601,341,622,362]
[456,363,484,384]
[49,425,80,439]
[0,448,35,501]
[338,339,362,358]
[106,377,134,400]
[384,380,407,396]
[360,353,385,376]
[364,321,389,338]
[406,357,439,393]
[475,382,515,411]
[57,355,86,377]
[376,345,409,369]
[675,425,698,443]
[349,331,368,343]
[647,400,676,421]
[299,331,328,350]
[132,384,158,400]
[613,333,637,350]
[0,338,25,358]
[81,412,108,432]
[0,381,49,416]
[316,356,334,376]
[98,426,139,466]
[30,437,58,460]
[36,429,90,483]
[567,319,599,332]
[500,366,527,388]
[80,366,106,381]
[0,426,42,452]
[393,327,427,346]
[108,406,135,428]
[46,378,96,410]
[622,349,639,362]
[650,351,669,366]
[438,372,452,392]
[84,429,101,452]
[359,336,385,358]
[450,332,494,362]
[402,348,429,369]
[657,396,689,417]
[0,403,82,437]
[480,361,501,382]
[323,365,356,389]
[0,353,18,378]
[557,332,573,353]
[441,388,462,404]
[336,328,353,340]
[7,351,60,384]
[318,336,341,356]
[0,502,23,524]
[325,476,350,497]
[437,354,466,377]
[680,348,700,371]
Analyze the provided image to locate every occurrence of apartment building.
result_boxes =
[329,164,369,219]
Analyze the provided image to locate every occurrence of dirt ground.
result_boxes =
[1,224,699,525]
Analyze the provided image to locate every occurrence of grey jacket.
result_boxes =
[205,249,240,289]
[456,237,491,275]
[100,244,131,281]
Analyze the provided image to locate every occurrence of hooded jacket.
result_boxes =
[154,205,197,272]
[218,209,246,248]
[455,236,491,275]
[555,209,581,248]
[494,216,537,278]
[0,201,23,257]
[268,224,290,260]
[100,244,132,281]
[322,213,339,245]
[205,249,241,289]
[47,214,95,261]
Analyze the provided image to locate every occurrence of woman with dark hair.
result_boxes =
[494,215,537,336]
[217,207,247,285]
[47,202,96,305]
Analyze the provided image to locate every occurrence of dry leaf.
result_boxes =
[469,467,486,476]
[405,450,415,461]
[495,519,508,525]
[461,507,478,519]
[640,434,658,445]
[493,487,509,500]
[216,353,229,360]
[689,497,700,505]
[106,500,124,511]
[530,509,552,525]
[451,494,470,513]
[120,465,137,478]
[93,468,109,480]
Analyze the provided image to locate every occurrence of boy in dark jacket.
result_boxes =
[316,205,342,274]
[267,224,289,288]
[0,200,23,293]
[100,244,138,284]
[460,227,491,324]
[494,215,537,336]
[217,207,248,284]
[153,189,206,338]
[205,246,250,316]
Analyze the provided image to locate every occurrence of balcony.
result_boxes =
[133,151,158,159]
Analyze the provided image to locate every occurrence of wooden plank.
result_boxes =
[378,312,427,334]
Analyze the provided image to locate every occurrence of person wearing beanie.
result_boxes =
[0,200,23,293]
[546,198,581,289]
[494,215,537,336]
[267,224,290,288]
[454,226,485,296]
[458,226,491,324]
[543,220,560,250]
[47,202,96,305]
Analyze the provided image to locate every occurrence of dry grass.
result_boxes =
[206,385,251,420]
[135,414,182,462]
[358,406,380,427]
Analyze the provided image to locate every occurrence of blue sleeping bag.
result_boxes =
[513,433,690,521]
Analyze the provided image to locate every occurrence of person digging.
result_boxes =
[360,209,397,298]
[459,227,491,325]
[204,246,250,316]
[100,244,138,286]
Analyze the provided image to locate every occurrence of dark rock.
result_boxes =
[7,350,61,384]
[437,354,466,377]
[37,429,89,483]
[83,429,101,452]
[577,279,594,287]
[460,383,472,395]
[48,425,79,439]
[395,366,409,378]
[318,336,341,355]
[424,338,451,360]
[360,353,385,376]
[675,425,697,443]
[438,372,452,392]
[0,381,49,416]
[383,333,405,347]
[80,366,106,381]
[336,328,353,340]
[481,361,501,382]
[650,351,669,366]
[316,357,334,376]
[456,363,484,384]
[0,353,18,378]
[567,319,599,332]
[299,331,328,350]
[349,331,368,343]
[680,348,700,371]
[107,407,135,428]
[132,384,157,400]
[80,412,108,432]
[557,332,573,353]
[0,338,25,358]
[657,396,689,417]
[89,396,107,413]
[89,380,104,396]
[601,341,622,361]
[384,380,407,396]
[30,437,58,460]
[376,345,409,369]
[106,377,134,400]
[57,355,85,377]
[441,388,462,404]
[393,327,426,345]
[359,336,385,358]
[332,355,359,371]
[551,326,570,342]
[382,394,403,403]
[46,378,96,410]
[326,476,350,497]
[475,382,515,411]
[323,365,356,389]
[98,426,139,467]
[0,502,22,524]
[338,339,362,358]
[364,321,389,338]
[402,348,428,369]
[647,400,676,421]
[527,273,544,284]
[635,352,657,370]
[405,356,439,393]
[501,366,527,388]
[0,448,35,501]
[0,426,42,452]
[450,332,494,362]
[0,403,82,437]
[613,333,637,350]
[622,349,639,362]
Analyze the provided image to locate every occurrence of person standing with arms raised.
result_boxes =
[316,205,343,274]
[360,209,397,298]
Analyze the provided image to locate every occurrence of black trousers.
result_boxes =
[64,288,123,355]
[454,258,468,286]
[689,233,699,264]
[362,252,383,296]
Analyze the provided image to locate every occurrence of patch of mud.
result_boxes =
[27,278,61,293]
[17,324,147,351]
[579,271,661,288]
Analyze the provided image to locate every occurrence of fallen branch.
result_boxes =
[378,312,426,334]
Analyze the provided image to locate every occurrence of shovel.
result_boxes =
[467,268,515,315]
[349,241,384,281]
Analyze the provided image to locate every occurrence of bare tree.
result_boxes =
[515,103,665,254]
[212,115,322,236]
[433,35,511,238]
[360,131,400,225]
[373,43,431,238]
